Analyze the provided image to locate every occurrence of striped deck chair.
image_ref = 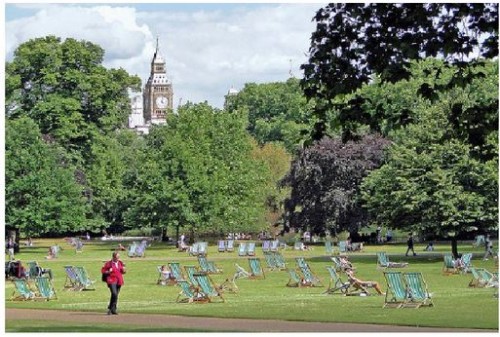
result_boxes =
[10,278,36,301]
[238,242,247,256]
[226,240,235,252]
[35,276,57,300]
[193,273,225,302]
[75,238,84,253]
[443,255,459,275]
[63,266,81,290]
[218,240,226,252]
[74,266,95,291]
[246,242,256,256]
[175,280,208,303]
[324,266,350,294]
[338,241,347,253]
[478,269,498,288]
[262,240,271,252]
[377,252,408,269]
[404,272,433,307]
[168,262,184,282]
[459,253,473,274]
[128,242,138,257]
[263,251,277,270]
[198,256,222,274]
[273,251,287,270]
[248,257,265,279]
[198,242,208,257]
[134,240,147,257]
[383,271,410,308]
[296,257,322,287]
[325,241,333,255]
[26,261,39,279]
[469,268,484,287]
[473,235,485,247]
[293,241,302,251]
[270,240,279,252]
[184,265,200,286]
[286,268,303,287]
[189,242,200,256]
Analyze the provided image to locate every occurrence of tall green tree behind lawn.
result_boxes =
[6,117,89,237]
[124,103,270,240]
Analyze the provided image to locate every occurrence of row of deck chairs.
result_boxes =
[10,276,57,301]
[188,242,208,256]
[128,240,148,258]
[218,240,235,252]
[384,271,433,308]
[286,257,323,287]
[238,242,256,256]
[442,253,473,274]
[261,240,280,252]
[176,273,225,303]
[63,266,96,291]
[325,241,363,255]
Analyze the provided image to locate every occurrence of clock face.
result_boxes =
[155,96,168,109]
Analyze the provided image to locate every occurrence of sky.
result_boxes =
[4,2,326,109]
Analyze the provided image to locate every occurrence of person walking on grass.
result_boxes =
[405,233,417,257]
[101,251,126,315]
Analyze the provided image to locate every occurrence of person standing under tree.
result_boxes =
[6,237,15,261]
[101,251,126,315]
[405,233,417,256]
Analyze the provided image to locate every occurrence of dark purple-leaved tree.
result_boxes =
[281,134,391,236]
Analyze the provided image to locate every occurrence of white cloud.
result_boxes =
[5,3,322,108]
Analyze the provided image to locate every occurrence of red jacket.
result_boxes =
[101,260,126,286]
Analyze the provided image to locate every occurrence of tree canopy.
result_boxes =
[301,3,498,141]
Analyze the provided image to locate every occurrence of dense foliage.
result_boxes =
[301,3,498,141]
[281,134,390,235]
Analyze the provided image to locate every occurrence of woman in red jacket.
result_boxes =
[101,251,126,315]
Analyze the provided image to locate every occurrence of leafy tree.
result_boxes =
[301,3,498,141]
[125,103,270,241]
[361,106,498,257]
[281,134,390,236]
[6,35,141,161]
[5,117,89,238]
[226,78,315,153]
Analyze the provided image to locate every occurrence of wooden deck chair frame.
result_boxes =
[377,252,408,269]
[63,265,82,290]
[403,272,433,307]
[34,276,57,300]
[383,271,411,308]
[248,257,265,279]
[175,280,208,303]
[193,272,225,303]
[324,266,350,294]
[10,278,36,301]
[232,263,251,282]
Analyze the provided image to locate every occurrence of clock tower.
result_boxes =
[143,37,173,124]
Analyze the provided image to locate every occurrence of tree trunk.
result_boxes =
[451,237,459,259]
[161,228,168,242]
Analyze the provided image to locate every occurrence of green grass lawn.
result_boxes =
[5,238,499,331]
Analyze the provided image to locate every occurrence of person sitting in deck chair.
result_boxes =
[345,268,384,295]
[339,255,354,269]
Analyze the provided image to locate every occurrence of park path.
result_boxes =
[6,308,496,332]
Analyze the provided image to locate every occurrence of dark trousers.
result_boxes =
[107,283,121,313]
